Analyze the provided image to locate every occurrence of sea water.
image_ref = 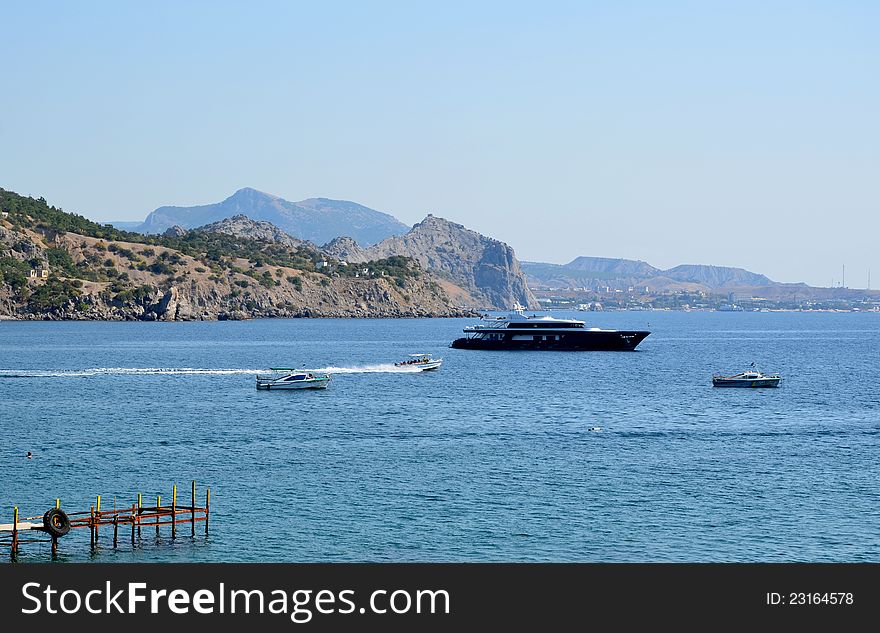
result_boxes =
[1,311,878,562]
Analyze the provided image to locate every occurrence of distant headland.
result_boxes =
[0,187,533,320]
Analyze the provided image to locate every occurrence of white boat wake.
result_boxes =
[0,367,265,377]
[0,363,423,378]
[303,364,423,374]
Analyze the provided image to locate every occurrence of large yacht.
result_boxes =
[450,310,650,351]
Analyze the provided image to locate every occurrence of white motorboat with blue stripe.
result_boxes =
[256,370,331,390]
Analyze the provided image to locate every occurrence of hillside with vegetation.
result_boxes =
[0,188,470,320]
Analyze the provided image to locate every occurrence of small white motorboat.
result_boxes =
[712,364,781,388]
[256,371,331,390]
[394,353,443,371]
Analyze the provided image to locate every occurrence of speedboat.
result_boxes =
[394,354,443,370]
[712,365,781,388]
[256,371,331,390]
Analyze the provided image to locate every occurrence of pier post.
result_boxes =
[191,481,196,537]
[171,485,177,539]
[51,499,60,557]
[131,504,136,545]
[89,506,95,550]
[113,514,119,548]
[95,495,101,542]
[156,495,161,538]
[11,506,18,559]
[205,488,210,536]
[137,493,142,540]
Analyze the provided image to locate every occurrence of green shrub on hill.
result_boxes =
[113,284,155,305]
[0,257,30,295]
[27,279,82,311]
[336,255,421,282]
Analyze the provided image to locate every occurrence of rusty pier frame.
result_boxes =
[1,481,210,560]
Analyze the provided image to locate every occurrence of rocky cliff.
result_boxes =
[0,227,468,320]
[363,215,538,310]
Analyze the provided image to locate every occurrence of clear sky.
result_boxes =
[1,1,877,287]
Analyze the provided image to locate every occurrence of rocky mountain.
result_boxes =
[320,236,367,263]
[0,188,472,320]
[523,256,777,291]
[565,256,660,277]
[132,187,410,245]
[663,264,773,287]
[194,214,310,249]
[363,215,538,310]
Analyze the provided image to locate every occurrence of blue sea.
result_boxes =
[1,312,878,562]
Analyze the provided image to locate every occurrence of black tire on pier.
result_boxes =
[43,508,71,538]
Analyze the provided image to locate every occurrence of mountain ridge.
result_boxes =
[523,255,777,290]
[132,187,411,246]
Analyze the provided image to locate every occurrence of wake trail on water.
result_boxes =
[304,364,422,374]
[0,363,422,378]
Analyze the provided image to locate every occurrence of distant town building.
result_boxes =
[727,291,753,302]
[29,267,49,279]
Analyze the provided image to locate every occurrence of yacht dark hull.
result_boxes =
[450,330,650,351]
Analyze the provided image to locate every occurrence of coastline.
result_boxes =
[0,307,480,321]
[6,303,880,322]
[4,307,876,322]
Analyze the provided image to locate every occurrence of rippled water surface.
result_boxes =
[1,312,878,562]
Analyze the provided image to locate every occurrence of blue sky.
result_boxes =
[1,1,877,286]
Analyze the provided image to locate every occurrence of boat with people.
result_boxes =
[450,309,650,351]
[712,364,781,388]
[256,370,331,390]
[395,353,443,370]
